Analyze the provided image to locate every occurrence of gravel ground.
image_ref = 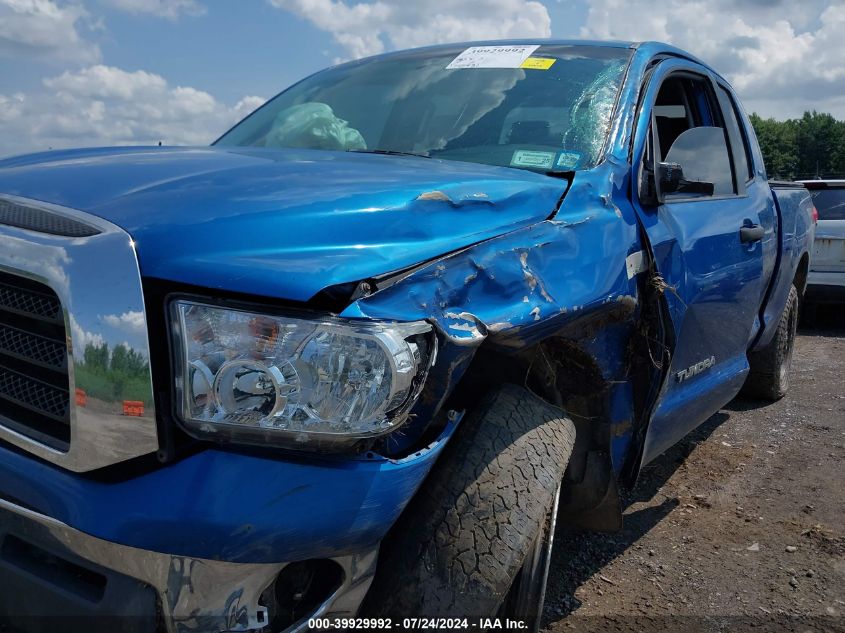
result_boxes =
[542,307,845,633]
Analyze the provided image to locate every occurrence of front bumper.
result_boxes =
[0,418,458,563]
[0,416,462,631]
[0,496,377,633]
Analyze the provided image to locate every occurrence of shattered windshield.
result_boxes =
[215,44,632,174]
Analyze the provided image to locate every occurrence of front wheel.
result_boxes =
[361,384,576,631]
[498,480,562,630]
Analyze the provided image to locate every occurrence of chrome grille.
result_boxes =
[0,194,159,471]
[0,270,70,449]
[0,368,69,419]
[0,323,67,370]
[0,280,62,321]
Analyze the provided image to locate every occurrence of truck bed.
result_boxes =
[755,182,814,349]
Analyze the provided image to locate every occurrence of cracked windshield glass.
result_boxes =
[215,44,632,173]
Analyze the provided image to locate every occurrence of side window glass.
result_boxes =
[665,127,734,195]
[652,75,736,198]
[718,85,753,181]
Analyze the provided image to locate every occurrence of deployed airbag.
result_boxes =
[266,103,367,151]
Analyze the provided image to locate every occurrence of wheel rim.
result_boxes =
[501,481,562,632]
[779,345,792,388]
[779,299,799,388]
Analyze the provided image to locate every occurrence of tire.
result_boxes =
[497,479,562,631]
[362,384,576,628]
[743,284,799,400]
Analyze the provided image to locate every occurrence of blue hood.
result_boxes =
[0,146,567,302]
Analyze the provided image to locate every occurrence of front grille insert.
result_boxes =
[0,280,62,322]
[0,323,67,370]
[0,198,101,238]
[0,270,70,449]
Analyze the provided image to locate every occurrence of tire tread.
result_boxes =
[362,384,576,618]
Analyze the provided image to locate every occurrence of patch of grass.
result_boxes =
[74,364,153,406]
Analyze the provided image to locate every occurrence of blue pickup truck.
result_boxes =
[0,40,814,632]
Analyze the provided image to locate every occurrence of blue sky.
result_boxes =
[75,1,586,105]
[1,0,842,158]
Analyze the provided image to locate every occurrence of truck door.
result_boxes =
[631,62,777,464]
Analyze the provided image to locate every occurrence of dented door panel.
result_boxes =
[627,59,776,466]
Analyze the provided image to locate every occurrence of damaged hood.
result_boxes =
[0,146,567,301]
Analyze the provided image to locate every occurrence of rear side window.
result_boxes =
[717,85,753,182]
[809,188,845,220]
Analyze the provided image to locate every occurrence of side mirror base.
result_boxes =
[658,162,715,197]
[639,167,660,207]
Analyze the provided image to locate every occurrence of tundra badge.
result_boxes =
[676,356,716,382]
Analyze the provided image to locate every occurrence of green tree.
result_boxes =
[77,341,152,405]
[750,111,845,180]
[82,342,109,371]
[794,111,841,179]
[110,343,129,374]
[749,113,798,179]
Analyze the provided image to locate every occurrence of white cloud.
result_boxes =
[70,314,105,350]
[234,95,268,119]
[0,65,264,157]
[99,0,205,19]
[268,0,551,60]
[0,0,100,63]
[45,64,168,99]
[581,0,845,119]
[0,93,25,123]
[103,310,146,334]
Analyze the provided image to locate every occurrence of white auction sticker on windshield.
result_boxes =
[447,45,540,69]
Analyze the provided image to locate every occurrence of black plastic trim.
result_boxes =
[0,197,101,238]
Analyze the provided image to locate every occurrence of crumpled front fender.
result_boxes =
[344,165,641,349]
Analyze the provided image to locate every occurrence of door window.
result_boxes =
[717,84,754,182]
[651,75,735,197]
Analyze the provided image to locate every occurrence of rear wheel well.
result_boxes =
[795,252,810,296]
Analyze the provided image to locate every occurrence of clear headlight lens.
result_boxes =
[172,300,434,447]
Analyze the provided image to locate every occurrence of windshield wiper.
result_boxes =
[347,148,431,159]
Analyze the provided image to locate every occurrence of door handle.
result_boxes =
[740,224,765,243]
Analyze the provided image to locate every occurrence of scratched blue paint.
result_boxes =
[384,340,476,455]
[342,160,643,471]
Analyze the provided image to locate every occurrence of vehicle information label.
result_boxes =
[510,149,555,169]
[520,56,556,70]
[447,45,540,69]
[556,150,582,169]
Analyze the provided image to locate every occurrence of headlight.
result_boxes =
[171,300,435,449]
